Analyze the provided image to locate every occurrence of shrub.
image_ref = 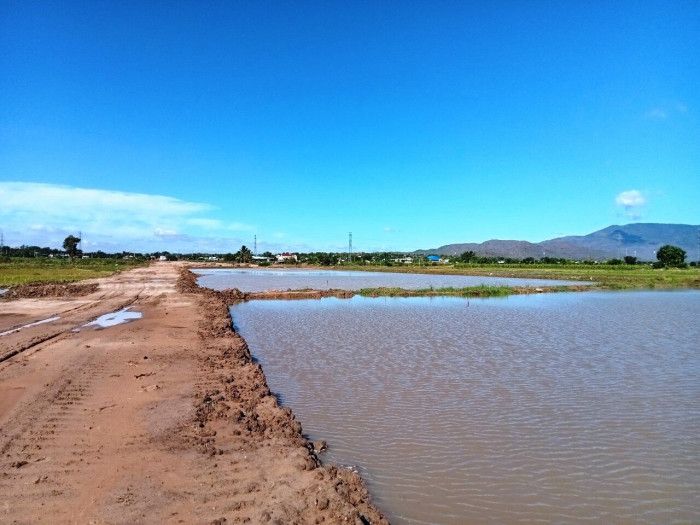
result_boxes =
[656,245,686,268]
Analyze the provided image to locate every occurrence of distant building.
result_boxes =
[276,252,297,262]
[158,255,167,261]
[427,255,440,262]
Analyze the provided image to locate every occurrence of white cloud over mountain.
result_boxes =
[615,189,647,219]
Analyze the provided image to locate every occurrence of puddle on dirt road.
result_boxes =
[0,316,61,337]
[83,307,143,329]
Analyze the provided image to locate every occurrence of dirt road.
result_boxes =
[0,263,385,524]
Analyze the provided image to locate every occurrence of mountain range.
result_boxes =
[417,223,700,261]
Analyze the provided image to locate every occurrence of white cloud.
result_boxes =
[0,182,252,252]
[153,228,180,237]
[187,218,256,232]
[615,189,647,219]
[645,108,668,120]
[644,102,688,120]
[187,218,222,229]
[615,190,646,207]
[226,222,256,232]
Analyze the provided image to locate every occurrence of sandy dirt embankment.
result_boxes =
[0,262,386,524]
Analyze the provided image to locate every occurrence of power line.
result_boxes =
[348,232,352,263]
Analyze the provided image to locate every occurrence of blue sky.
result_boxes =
[1,1,698,252]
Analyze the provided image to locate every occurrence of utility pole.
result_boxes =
[254,234,257,256]
[348,232,352,263]
[0,230,4,256]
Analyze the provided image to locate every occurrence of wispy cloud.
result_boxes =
[226,222,256,232]
[0,182,253,252]
[615,189,646,220]
[644,102,688,120]
[187,218,222,229]
[644,108,668,120]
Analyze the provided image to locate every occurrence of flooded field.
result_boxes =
[233,291,700,524]
[195,267,587,291]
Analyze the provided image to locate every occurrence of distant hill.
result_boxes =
[418,223,700,261]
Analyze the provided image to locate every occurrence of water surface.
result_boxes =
[84,307,142,329]
[233,291,700,524]
[196,267,587,291]
[0,316,60,337]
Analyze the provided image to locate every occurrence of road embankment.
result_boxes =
[178,267,387,523]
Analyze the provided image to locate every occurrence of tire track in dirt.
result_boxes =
[0,287,145,364]
[0,352,103,520]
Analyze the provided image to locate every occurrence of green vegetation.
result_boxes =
[62,235,81,259]
[224,245,253,263]
[2,242,699,293]
[0,257,146,287]
[341,263,700,290]
[359,285,516,298]
[656,244,687,268]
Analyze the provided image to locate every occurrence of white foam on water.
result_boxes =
[0,316,61,337]
[84,307,142,329]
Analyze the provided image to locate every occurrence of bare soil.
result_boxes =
[0,262,386,524]
[3,282,99,299]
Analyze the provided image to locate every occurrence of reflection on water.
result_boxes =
[0,316,60,337]
[233,291,700,524]
[83,307,143,329]
[195,267,589,292]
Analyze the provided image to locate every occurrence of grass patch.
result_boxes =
[342,264,700,290]
[358,285,515,298]
[0,257,146,287]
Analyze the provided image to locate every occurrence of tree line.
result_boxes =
[1,236,693,269]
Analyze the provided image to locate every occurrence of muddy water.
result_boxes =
[195,268,588,291]
[233,291,700,524]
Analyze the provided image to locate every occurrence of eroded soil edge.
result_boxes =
[179,268,387,524]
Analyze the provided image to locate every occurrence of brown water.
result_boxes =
[195,267,589,291]
[232,291,700,524]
